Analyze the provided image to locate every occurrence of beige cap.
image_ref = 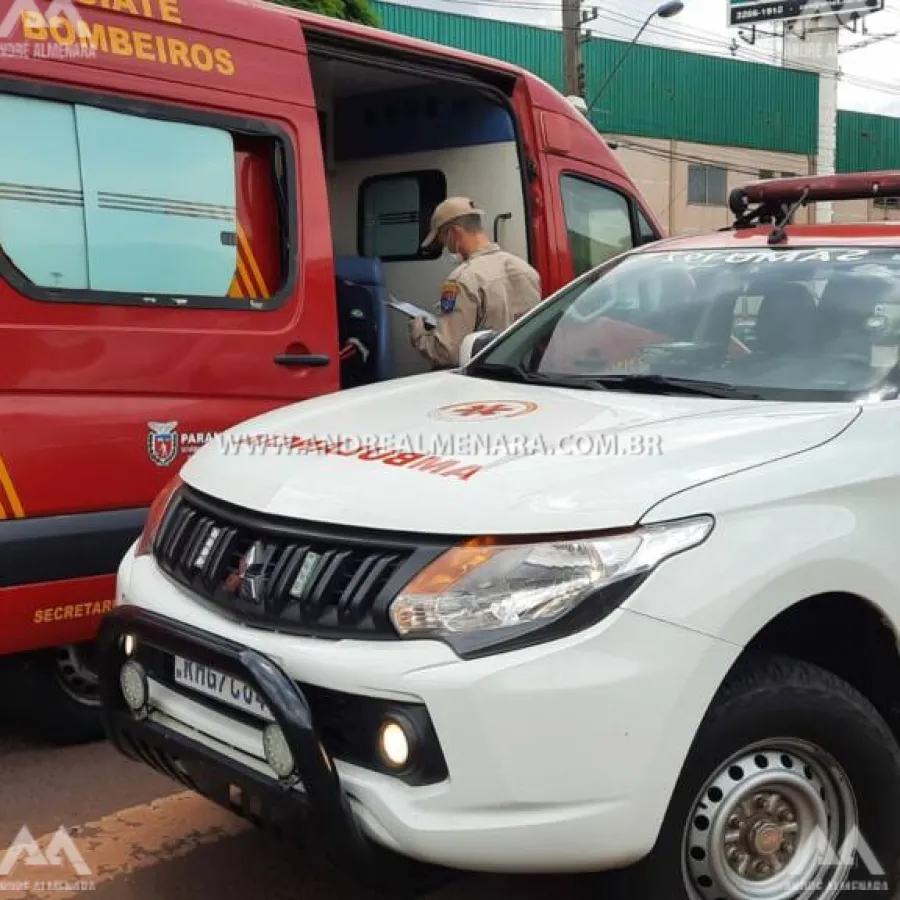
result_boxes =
[421,196,484,248]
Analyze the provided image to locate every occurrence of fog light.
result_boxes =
[122,633,137,657]
[263,723,295,780]
[378,718,411,769]
[120,660,147,712]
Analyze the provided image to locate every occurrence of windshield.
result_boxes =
[468,246,900,401]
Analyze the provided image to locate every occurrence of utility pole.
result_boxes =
[562,0,597,98]
[562,0,581,97]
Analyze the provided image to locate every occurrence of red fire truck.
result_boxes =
[0,0,663,740]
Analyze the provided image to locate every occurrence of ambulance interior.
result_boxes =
[307,49,530,385]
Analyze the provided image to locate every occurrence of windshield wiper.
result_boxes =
[465,362,608,390]
[583,373,765,399]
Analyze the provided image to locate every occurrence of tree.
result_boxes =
[268,0,379,27]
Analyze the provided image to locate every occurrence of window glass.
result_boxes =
[358,170,446,261]
[75,105,237,296]
[687,164,727,206]
[637,208,657,244]
[476,246,900,402]
[0,92,287,306]
[560,175,633,276]
[707,166,727,204]
[0,95,88,289]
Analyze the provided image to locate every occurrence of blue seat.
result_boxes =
[333,255,393,383]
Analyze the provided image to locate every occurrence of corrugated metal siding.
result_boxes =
[582,40,817,155]
[837,110,900,172]
[373,1,560,84]
[372,1,819,155]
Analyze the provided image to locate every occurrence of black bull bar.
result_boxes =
[96,605,447,892]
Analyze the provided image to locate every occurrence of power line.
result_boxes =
[611,138,796,178]
[402,0,900,98]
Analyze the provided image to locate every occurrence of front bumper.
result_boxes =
[98,604,425,890]
[105,545,744,876]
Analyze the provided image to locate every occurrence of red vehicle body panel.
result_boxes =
[0,0,662,657]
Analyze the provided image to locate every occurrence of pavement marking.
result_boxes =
[0,790,251,899]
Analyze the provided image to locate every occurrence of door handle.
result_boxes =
[493,212,512,243]
[274,353,330,367]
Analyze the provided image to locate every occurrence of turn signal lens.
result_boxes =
[135,475,183,557]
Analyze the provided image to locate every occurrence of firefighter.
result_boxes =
[409,197,542,368]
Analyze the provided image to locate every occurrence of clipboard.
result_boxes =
[387,297,437,328]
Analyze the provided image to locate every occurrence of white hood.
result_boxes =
[181,371,860,534]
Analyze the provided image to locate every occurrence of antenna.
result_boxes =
[767,188,810,245]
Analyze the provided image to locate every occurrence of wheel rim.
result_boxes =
[682,739,859,900]
[53,644,100,707]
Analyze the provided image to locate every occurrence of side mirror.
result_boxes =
[459,330,499,367]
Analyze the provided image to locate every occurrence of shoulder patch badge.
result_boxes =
[440,280,459,314]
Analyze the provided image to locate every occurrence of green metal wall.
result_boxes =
[837,110,900,172]
[372,1,819,155]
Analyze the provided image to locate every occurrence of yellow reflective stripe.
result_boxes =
[0,456,24,518]
[237,222,270,299]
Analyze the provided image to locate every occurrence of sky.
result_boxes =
[390,0,900,116]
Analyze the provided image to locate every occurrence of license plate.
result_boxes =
[172,655,273,721]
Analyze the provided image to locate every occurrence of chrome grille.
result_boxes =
[152,486,448,637]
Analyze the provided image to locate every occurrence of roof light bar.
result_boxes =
[728,170,900,232]
[735,170,900,209]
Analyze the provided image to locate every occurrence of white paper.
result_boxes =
[387,297,436,327]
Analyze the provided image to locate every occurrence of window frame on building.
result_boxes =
[558,171,651,278]
[356,169,447,263]
[687,164,728,206]
[0,78,297,311]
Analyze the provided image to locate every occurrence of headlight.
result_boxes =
[135,475,183,557]
[388,516,713,657]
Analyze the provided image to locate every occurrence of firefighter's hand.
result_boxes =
[409,316,431,344]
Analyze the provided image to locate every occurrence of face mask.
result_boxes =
[442,230,461,265]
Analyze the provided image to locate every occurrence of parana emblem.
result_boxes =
[147,421,179,467]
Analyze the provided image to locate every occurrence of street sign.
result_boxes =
[728,0,883,27]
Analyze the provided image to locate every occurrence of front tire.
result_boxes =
[598,655,900,899]
[7,643,104,745]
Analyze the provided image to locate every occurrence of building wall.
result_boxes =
[372,1,819,155]
[606,135,813,235]
[372,1,900,233]
[837,110,900,173]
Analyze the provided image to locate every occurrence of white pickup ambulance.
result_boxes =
[97,173,900,900]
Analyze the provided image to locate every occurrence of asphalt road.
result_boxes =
[0,717,600,900]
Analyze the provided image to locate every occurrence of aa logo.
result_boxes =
[786,826,886,880]
[0,825,91,877]
[0,0,87,40]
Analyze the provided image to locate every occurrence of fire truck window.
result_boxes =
[358,170,446,261]
[561,174,634,277]
[74,104,237,296]
[0,92,293,307]
[0,94,89,289]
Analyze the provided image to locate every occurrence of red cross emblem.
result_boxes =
[430,400,538,421]
[455,403,516,417]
